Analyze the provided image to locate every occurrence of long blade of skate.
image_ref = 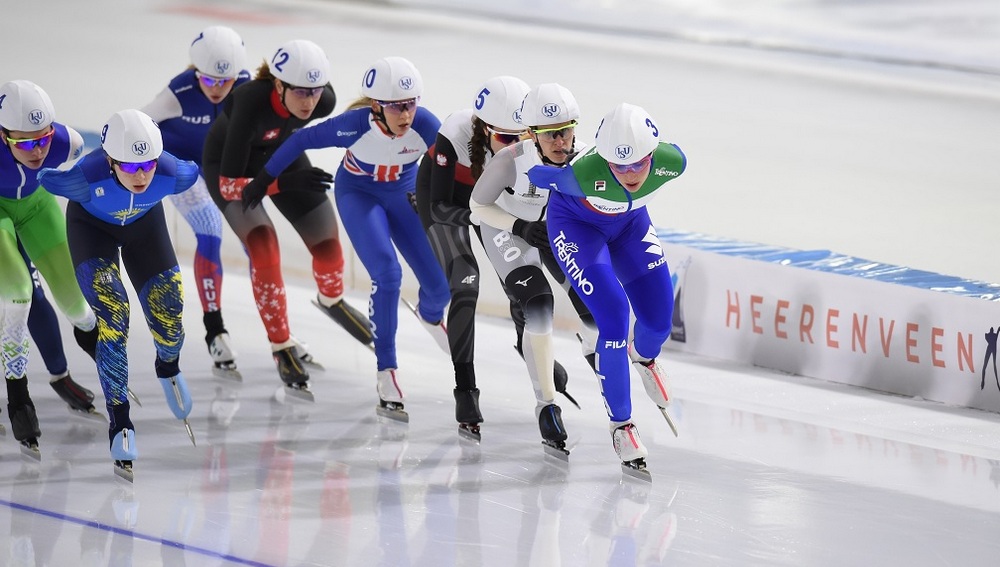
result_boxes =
[68,407,108,424]
[20,442,41,462]
[127,387,142,407]
[183,419,197,446]
[659,407,679,437]
[621,461,652,482]
[376,404,410,423]
[458,424,481,443]
[311,299,374,347]
[276,385,316,404]
[114,461,134,483]
[211,364,243,382]
[542,440,570,461]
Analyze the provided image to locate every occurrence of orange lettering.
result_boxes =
[774,299,789,339]
[957,333,974,373]
[799,304,814,344]
[826,308,840,348]
[879,318,895,358]
[906,322,919,363]
[930,327,945,368]
[852,313,868,353]
[726,290,740,329]
[751,295,764,334]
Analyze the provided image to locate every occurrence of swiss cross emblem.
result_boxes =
[263,129,280,141]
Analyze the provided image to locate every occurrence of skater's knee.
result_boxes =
[504,265,551,307]
[245,226,280,268]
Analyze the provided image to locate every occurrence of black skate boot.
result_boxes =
[454,388,483,442]
[515,344,580,409]
[74,325,99,361]
[538,404,569,460]
[273,347,314,403]
[50,373,104,421]
[8,402,41,461]
[311,295,374,348]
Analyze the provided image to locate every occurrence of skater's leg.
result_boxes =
[386,192,450,326]
[427,222,480,388]
[20,238,68,377]
[336,187,401,370]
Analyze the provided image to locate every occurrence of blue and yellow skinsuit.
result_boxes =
[38,149,197,433]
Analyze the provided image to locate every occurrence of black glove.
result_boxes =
[513,219,550,249]
[277,166,333,193]
[240,170,275,212]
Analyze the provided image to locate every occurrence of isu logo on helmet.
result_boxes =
[214,61,231,76]
[512,109,522,124]
[306,69,322,83]
[399,76,414,91]
[132,141,150,156]
[615,145,634,161]
[541,103,560,118]
[28,109,45,126]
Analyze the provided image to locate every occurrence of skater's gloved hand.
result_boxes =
[407,191,418,214]
[240,170,275,212]
[278,166,334,194]
[513,219,550,249]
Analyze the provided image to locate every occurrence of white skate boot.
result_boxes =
[400,298,449,354]
[376,368,408,423]
[612,421,650,481]
[208,332,241,381]
[629,347,679,437]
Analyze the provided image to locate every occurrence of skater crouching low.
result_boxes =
[38,109,199,480]
[527,103,687,479]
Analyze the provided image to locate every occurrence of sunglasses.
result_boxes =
[608,153,653,175]
[377,97,420,115]
[486,126,526,146]
[113,158,158,174]
[5,128,55,151]
[281,81,323,98]
[196,72,234,88]
[532,121,577,142]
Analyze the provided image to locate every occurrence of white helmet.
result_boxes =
[595,103,659,165]
[101,109,163,162]
[519,83,579,129]
[190,25,246,79]
[268,39,330,87]
[361,56,423,101]
[472,75,530,131]
[0,80,55,132]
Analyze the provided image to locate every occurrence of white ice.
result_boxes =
[2,1,999,566]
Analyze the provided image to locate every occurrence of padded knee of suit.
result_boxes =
[504,265,551,306]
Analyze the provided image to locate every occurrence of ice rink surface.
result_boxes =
[2,0,999,565]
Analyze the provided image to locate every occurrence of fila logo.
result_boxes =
[642,226,662,256]
[461,275,477,285]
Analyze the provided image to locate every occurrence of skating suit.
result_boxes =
[0,123,92,381]
[202,79,344,345]
[414,109,490,385]
[263,106,449,371]
[470,140,599,403]
[527,141,686,422]
[142,68,250,321]
[37,150,198,406]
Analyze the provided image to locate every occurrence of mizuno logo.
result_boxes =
[515,277,532,286]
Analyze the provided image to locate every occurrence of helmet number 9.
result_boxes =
[645,118,659,138]
[272,49,290,73]
[475,87,491,111]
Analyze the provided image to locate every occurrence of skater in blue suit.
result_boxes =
[242,56,450,418]
[140,25,251,378]
[38,109,199,479]
[527,103,686,474]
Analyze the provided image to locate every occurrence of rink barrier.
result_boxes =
[659,228,1000,414]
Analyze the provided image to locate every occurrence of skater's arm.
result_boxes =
[469,147,520,231]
